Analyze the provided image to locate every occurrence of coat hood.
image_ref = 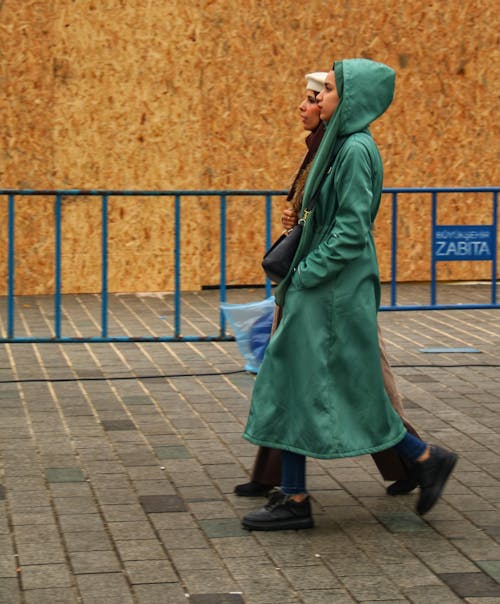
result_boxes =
[335,58,395,135]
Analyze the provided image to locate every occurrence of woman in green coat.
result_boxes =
[242,58,457,531]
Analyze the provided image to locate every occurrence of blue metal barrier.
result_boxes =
[382,187,498,311]
[1,187,499,343]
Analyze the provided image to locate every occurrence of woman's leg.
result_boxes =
[234,447,280,497]
[235,305,284,498]
[392,431,427,461]
[241,450,313,531]
[281,450,306,495]
[376,325,422,494]
[392,432,457,515]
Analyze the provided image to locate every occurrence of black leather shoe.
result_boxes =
[386,474,419,496]
[242,489,314,531]
[415,445,458,516]
[234,481,273,497]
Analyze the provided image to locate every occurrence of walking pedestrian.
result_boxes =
[241,59,457,531]
[236,70,420,501]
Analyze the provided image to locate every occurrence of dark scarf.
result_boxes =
[286,122,326,212]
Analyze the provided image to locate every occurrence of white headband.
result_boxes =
[305,71,328,93]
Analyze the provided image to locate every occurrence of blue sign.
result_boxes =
[433,225,494,261]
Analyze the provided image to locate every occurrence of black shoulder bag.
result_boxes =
[262,164,333,283]
[261,136,348,283]
[261,209,312,284]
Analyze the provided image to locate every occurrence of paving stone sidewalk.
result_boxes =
[0,285,499,603]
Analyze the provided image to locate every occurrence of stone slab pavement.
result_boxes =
[0,284,499,603]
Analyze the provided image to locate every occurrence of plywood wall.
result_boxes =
[1,0,499,294]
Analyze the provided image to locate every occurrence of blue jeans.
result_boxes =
[281,432,427,494]
[281,450,306,494]
[393,431,427,461]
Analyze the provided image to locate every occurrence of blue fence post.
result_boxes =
[492,190,498,305]
[390,191,398,307]
[264,194,272,299]
[54,193,62,338]
[7,193,15,339]
[430,190,438,306]
[174,194,181,338]
[219,194,227,336]
[101,194,109,338]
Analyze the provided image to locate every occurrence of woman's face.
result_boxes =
[298,88,321,132]
[317,70,340,123]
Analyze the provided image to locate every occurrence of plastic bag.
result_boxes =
[220,296,275,373]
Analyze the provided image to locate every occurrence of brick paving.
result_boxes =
[0,284,499,603]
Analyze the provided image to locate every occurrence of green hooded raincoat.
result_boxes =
[244,59,407,459]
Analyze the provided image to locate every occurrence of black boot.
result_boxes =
[415,445,458,515]
[242,488,314,531]
[386,473,419,496]
[234,481,273,497]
